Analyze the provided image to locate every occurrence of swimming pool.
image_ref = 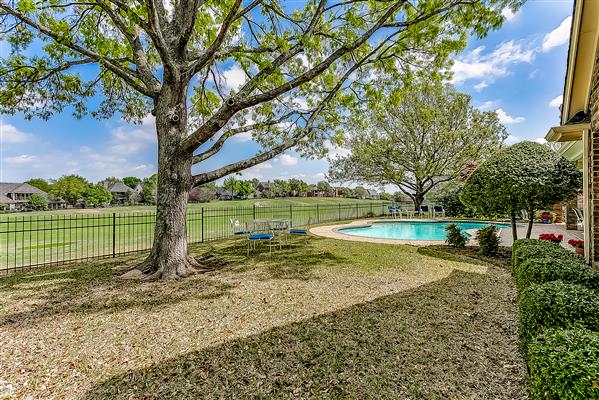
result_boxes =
[337,221,509,241]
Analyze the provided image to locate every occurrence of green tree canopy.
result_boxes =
[51,175,88,206]
[123,177,142,189]
[26,178,52,193]
[82,184,113,207]
[288,178,309,196]
[141,174,158,204]
[271,179,291,197]
[316,181,332,193]
[328,81,507,210]
[461,141,582,240]
[353,186,369,199]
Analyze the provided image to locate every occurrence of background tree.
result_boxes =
[461,141,582,241]
[188,183,217,203]
[380,192,393,201]
[26,193,48,211]
[235,180,256,199]
[141,174,158,205]
[51,175,88,206]
[26,178,52,193]
[123,177,142,190]
[289,178,309,197]
[328,82,507,210]
[82,184,113,208]
[316,181,332,194]
[353,186,369,199]
[223,177,239,198]
[0,0,518,279]
[339,187,353,198]
[271,179,291,197]
[98,177,120,187]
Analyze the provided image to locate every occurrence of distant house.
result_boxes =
[106,182,137,204]
[367,189,380,200]
[133,182,144,194]
[0,182,65,211]
[307,184,325,197]
[215,187,234,200]
[255,181,272,198]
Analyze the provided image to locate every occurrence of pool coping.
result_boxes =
[309,219,507,246]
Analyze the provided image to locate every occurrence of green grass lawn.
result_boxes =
[0,237,527,399]
[1,198,390,272]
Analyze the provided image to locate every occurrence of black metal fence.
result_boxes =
[0,202,393,273]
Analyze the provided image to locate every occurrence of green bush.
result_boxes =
[476,225,500,256]
[519,281,599,347]
[515,257,599,291]
[527,328,599,400]
[512,239,577,270]
[445,223,467,247]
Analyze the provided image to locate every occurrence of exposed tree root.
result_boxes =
[124,253,216,281]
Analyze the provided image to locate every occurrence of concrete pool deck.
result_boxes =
[310,218,584,247]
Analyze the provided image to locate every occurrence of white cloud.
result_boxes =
[473,82,488,91]
[477,101,496,111]
[505,135,521,145]
[533,137,547,145]
[496,108,525,124]
[542,16,572,52]
[549,95,563,109]
[501,7,516,21]
[223,64,247,90]
[529,69,539,79]
[1,123,32,143]
[451,40,535,86]
[278,154,298,166]
[5,154,37,164]
[108,115,157,155]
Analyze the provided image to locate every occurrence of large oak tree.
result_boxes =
[328,82,507,210]
[0,0,519,279]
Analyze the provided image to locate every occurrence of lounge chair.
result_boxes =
[520,210,529,222]
[433,205,445,218]
[387,205,401,218]
[419,205,430,218]
[573,208,584,230]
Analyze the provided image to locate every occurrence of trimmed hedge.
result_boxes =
[512,239,578,270]
[528,328,599,400]
[518,281,599,347]
[514,256,599,291]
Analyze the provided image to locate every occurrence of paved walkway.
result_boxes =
[310,218,583,248]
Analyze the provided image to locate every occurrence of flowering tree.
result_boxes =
[0,0,519,279]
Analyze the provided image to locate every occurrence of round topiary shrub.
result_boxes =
[515,257,599,291]
[527,328,599,400]
[518,281,599,348]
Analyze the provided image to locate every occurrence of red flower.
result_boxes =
[568,239,584,249]
[538,233,563,243]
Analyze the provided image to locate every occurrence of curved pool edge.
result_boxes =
[309,218,508,246]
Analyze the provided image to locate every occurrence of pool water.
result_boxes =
[338,221,509,241]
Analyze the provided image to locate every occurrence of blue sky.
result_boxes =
[0,1,574,186]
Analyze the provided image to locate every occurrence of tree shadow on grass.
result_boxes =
[83,268,527,400]
[191,236,348,281]
[417,245,512,269]
[0,255,233,328]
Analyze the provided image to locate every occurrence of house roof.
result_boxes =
[0,193,16,204]
[0,182,46,195]
[107,182,136,194]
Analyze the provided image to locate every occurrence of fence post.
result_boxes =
[356,203,359,218]
[253,204,256,220]
[289,204,293,227]
[316,204,320,223]
[112,213,116,258]
[370,202,373,215]
[338,203,341,221]
[201,207,204,243]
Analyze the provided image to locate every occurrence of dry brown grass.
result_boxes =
[0,238,526,399]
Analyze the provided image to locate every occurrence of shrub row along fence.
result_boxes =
[0,202,392,273]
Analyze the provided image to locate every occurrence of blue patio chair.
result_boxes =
[289,217,311,243]
[230,219,251,237]
[269,219,290,249]
[246,221,274,256]
[419,205,430,218]
[433,205,445,218]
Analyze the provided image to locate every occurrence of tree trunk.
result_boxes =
[412,192,424,212]
[510,210,518,242]
[526,208,534,239]
[134,80,201,280]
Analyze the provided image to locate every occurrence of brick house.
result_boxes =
[545,0,599,263]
